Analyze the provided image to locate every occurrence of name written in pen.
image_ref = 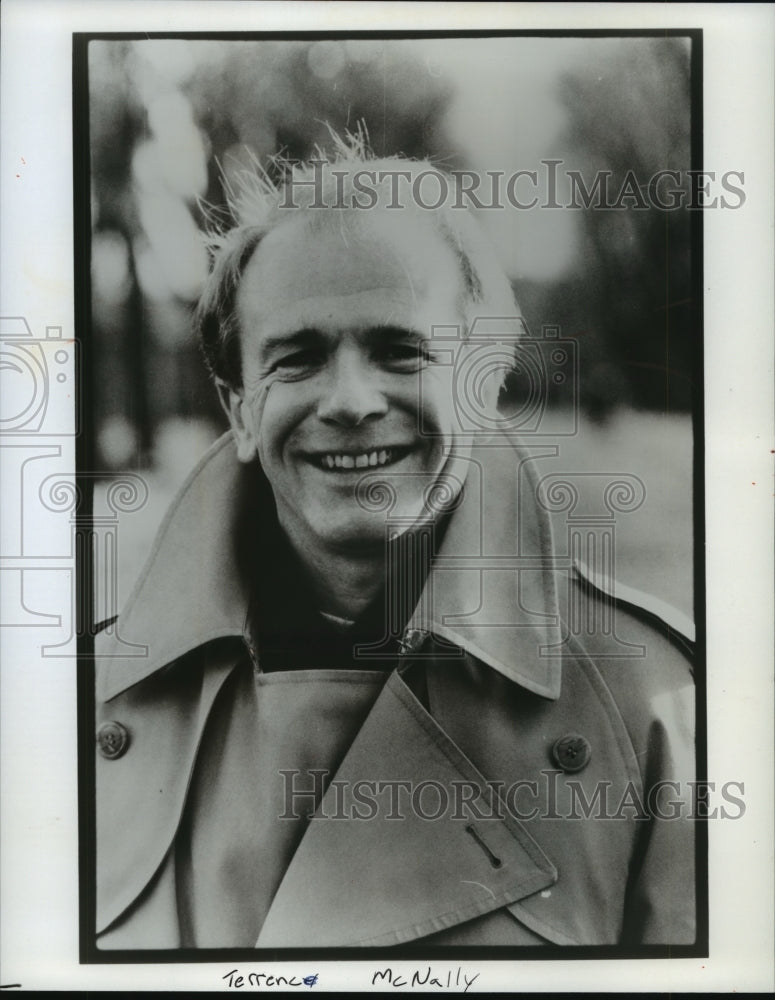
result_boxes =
[222,970,318,989]
[372,967,480,992]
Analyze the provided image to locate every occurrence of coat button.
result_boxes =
[398,628,429,655]
[97,721,130,760]
[552,733,591,773]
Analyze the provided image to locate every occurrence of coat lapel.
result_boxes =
[402,443,563,699]
[256,669,557,947]
[96,433,250,702]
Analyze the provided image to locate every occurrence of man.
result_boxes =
[95,148,696,949]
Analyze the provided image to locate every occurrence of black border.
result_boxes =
[74,27,707,965]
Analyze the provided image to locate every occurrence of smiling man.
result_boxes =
[222,205,469,615]
[94,148,697,951]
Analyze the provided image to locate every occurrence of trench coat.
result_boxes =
[95,431,696,949]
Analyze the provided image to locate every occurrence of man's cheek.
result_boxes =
[419,370,458,439]
[252,381,311,469]
[245,380,276,466]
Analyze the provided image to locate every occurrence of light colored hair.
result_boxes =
[196,129,521,388]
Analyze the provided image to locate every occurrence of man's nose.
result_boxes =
[316,350,388,427]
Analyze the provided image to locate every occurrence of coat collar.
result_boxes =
[98,431,562,702]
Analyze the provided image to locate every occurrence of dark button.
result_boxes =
[97,721,130,760]
[552,733,591,773]
[398,628,429,655]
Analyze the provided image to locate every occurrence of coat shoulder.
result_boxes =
[570,559,695,672]
[562,561,696,779]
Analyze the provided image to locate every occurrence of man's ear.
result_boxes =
[216,379,258,463]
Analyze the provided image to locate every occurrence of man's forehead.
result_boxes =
[236,208,465,330]
[251,209,460,286]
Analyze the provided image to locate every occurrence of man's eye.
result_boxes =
[378,343,435,369]
[273,350,324,375]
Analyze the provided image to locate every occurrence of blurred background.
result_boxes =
[87,35,695,614]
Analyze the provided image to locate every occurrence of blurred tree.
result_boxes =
[555,37,693,419]
[188,40,453,203]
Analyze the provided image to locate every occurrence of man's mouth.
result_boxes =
[309,446,413,471]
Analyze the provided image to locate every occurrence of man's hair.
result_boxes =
[196,131,521,389]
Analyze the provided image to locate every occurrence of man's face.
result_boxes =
[228,211,473,557]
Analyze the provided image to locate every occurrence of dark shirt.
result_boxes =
[240,462,447,674]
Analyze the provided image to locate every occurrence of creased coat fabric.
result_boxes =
[95,431,696,949]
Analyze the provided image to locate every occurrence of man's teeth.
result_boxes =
[321,449,394,470]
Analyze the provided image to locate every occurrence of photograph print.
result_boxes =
[80,30,704,956]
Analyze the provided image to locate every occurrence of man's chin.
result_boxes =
[312,517,402,553]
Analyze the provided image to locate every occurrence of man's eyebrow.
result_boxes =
[363,324,427,343]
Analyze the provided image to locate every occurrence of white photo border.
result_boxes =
[1,1,773,992]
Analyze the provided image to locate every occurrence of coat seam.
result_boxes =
[354,871,554,946]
